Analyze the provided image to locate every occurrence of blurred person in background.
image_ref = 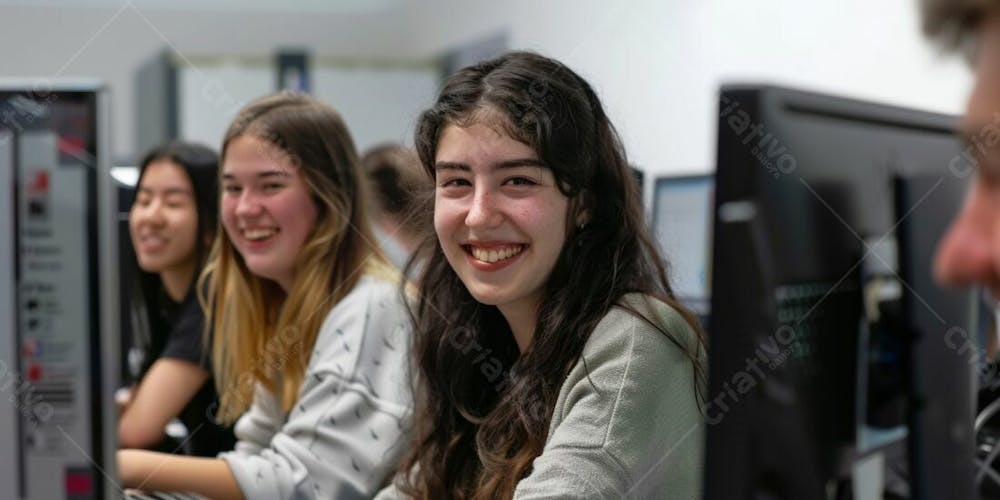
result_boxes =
[925,2,1000,310]
[361,143,429,272]
[924,0,1000,495]
[119,141,235,456]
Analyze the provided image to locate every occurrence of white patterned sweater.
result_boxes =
[219,274,412,500]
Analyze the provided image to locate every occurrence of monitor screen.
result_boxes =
[652,174,713,316]
[704,85,975,500]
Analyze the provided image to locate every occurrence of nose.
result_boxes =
[465,185,502,228]
[934,179,1000,288]
[133,198,165,227]
[234,189,262,218]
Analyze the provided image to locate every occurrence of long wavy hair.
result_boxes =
[398,51,707,499]
[199,92,392,424]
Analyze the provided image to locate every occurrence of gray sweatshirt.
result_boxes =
[220,275,413,500]
[375,293,704,499]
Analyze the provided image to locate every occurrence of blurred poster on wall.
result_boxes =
[277,50,310,93]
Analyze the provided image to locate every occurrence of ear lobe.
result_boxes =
[575,209,591,227]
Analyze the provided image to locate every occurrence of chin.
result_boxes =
[469,295,500,306]
[249,269,278,283]
[243,261,273,280]
[135,259,163,273]
[464,286,507,307]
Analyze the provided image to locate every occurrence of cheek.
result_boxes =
[178,213,199,247]
[127,208,140,239]
[537,199,569,253]
[220,199,238,237]
[433,198,459,238]
[433,218,451,254]
[286,195,319,243]
[302,197,319,230]
[433,210,447,238]
[524,198,566,230]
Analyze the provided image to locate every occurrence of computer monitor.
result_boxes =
[895,171,979,497]
[652,174,713,318]
[0,82,119,499]
[704,85,976,500]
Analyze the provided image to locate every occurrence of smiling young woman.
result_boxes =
[118,93,413,500]
[219,134,320,292]
[377,52,707,499]
[120,141,235,457]
[432,122,572,351]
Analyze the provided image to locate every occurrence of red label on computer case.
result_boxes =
[65,471,93,494]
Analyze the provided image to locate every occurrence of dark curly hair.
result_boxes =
[397,51,707,499]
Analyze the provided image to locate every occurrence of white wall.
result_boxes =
[0,0,975,174]
[0,3,413,162]
[392,0,974,178]
[174,60,439,154]
[312,65,439,151]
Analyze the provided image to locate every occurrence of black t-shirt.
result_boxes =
[138,288,235,457]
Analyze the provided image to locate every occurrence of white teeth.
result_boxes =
[244,228,277,241]
[470,245,523,264]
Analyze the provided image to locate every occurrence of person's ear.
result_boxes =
[572,190,592,229]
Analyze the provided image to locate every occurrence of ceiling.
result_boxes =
[0,0,405,14]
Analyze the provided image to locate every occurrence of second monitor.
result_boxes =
[652,174,714,320]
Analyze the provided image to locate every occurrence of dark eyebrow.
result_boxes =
[162,187,191,196]
[222,170,293,181]
[434,161,469,172]
[434,158,545,172]
[137,186,191,196]
[495,158,545,169]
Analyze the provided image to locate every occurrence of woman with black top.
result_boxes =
[119,141,235,456]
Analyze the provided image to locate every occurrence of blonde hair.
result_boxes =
[199,92,394,424]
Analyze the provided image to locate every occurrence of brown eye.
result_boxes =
[165,197,188,209]
[440,178,471,188]
[504,177,537,186]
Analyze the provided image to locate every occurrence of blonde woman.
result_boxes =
[118,93,412,499]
